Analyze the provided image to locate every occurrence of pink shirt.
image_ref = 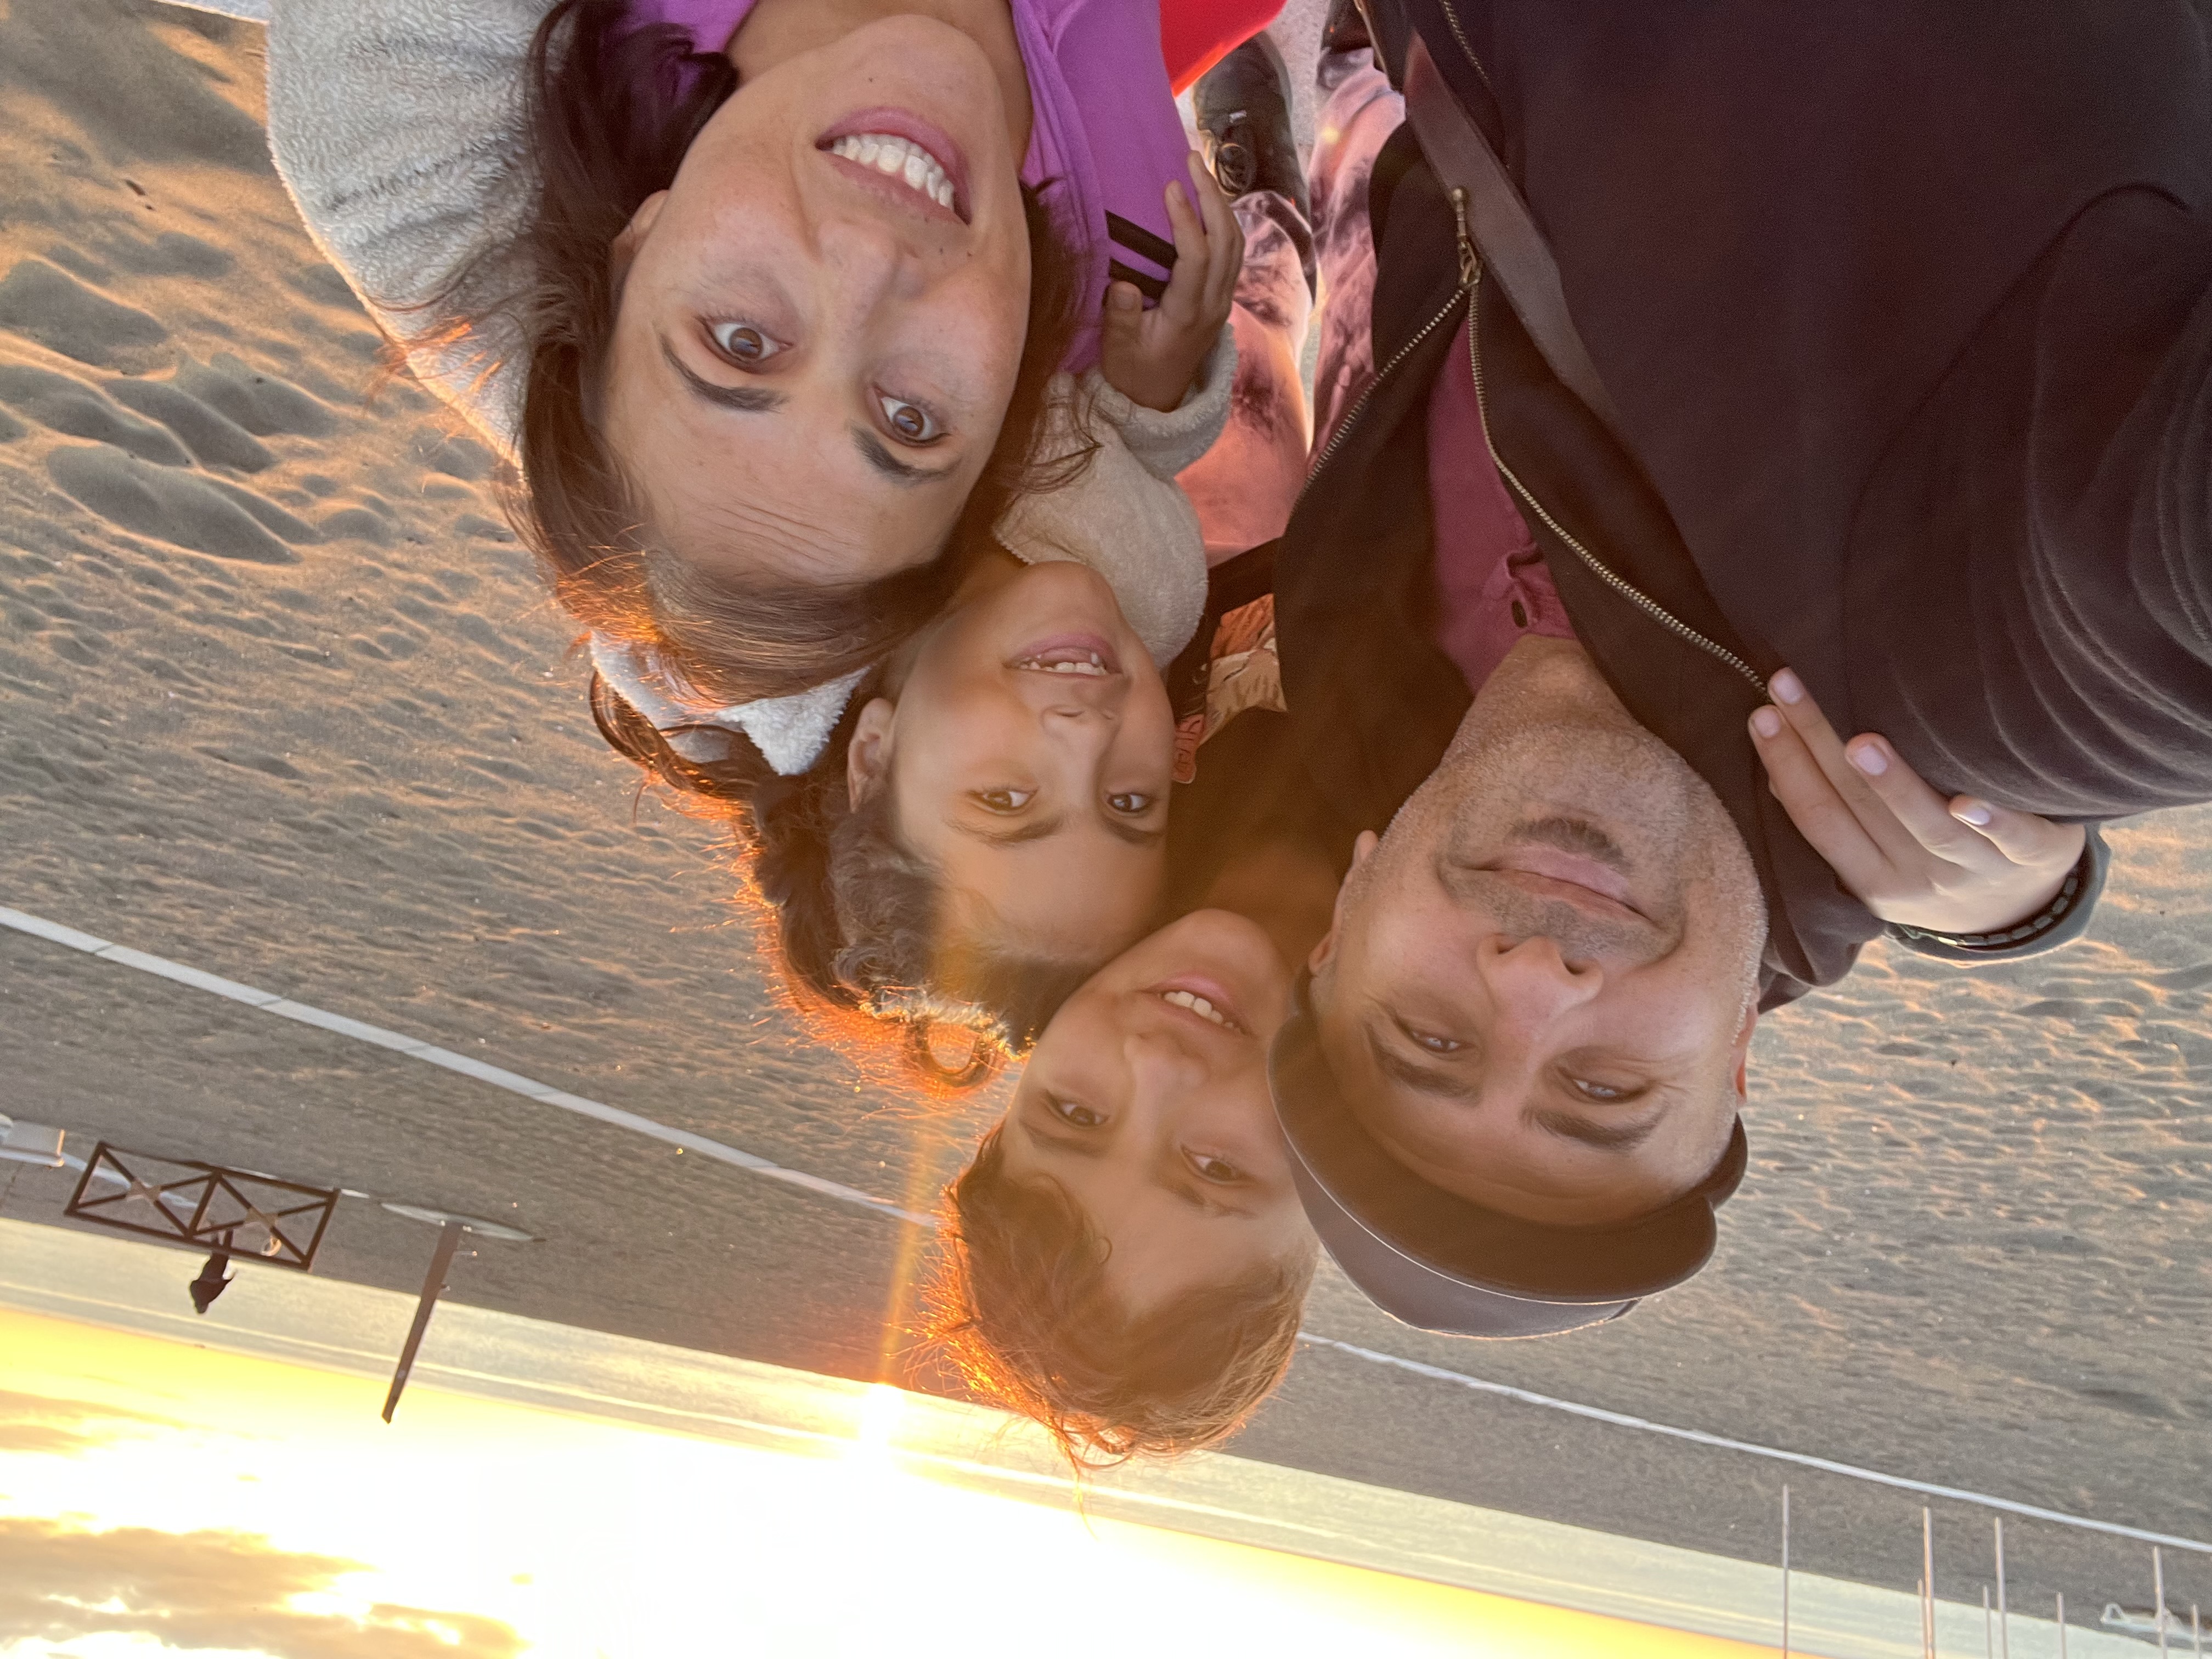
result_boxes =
[635,0,1193,370]
[1426,313,1579,691]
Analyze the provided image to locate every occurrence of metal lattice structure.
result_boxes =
[63,1142,338,1271]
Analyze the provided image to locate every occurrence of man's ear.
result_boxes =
[1306,831,1380,980]
[845,698,896,806]
[610,190,670,286]
[1728,1001,1758,1104]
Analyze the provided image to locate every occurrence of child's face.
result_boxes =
[996,909,1315,1317]
[602,14,1032,590]
[848,562,1176,967]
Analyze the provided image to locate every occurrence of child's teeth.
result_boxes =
[1161,990,1229,1027]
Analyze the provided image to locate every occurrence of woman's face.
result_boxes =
[998,909,1314,1317]
[848,561,1177,966]
[603,14,1033,588]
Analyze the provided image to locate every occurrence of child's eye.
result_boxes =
[1049,1096,1105,1128]
[1186,1150,1244,1184]
[1107,792,1155,814]
[710,321,784,365]
[974,788,1034,813]
[879,393,943,443]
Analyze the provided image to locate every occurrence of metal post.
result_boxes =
[2057,1592,2067,1659]
[1780,1484,1791,1659]
[382,1220,463,1423]
[2191,1602,2199,1657]
[1924,1508,1937,1659]
[1983,1585,1993,1659]
[1995,1517,2010,1659]
[2154,1547,2168,1657]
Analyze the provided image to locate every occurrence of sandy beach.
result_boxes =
[0,0,2206,1626]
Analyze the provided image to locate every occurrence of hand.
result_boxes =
[1748,669,2086,936]
[1099,152,1243,413]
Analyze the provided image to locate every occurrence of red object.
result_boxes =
[1161,0,1286,94]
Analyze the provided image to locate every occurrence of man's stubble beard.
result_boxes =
[1362,652,1768,992]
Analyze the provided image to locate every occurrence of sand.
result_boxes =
[0,0,2205,1626]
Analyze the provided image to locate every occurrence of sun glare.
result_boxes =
[0,1305,1778,1659]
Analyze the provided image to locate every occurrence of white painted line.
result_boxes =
[1299,1334,2212,1554]
[0,905,932,1227]
[12,900,2197,1550]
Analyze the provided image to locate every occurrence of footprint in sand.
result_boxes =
[0,258,168,370]
[46,442,319,565]
[0,364,189,466]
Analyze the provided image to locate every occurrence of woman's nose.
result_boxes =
[815,213,926,304]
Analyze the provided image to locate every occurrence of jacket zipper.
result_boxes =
[1293,285,1463,515]
[1455,206,1769,692]
[1434,0,1496,93]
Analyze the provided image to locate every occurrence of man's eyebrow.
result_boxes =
[661,338,787,413]
[853,428,959,484]
[1365,1021,1476,1100]
[947,814,1066,848]
[1527,1105,1664,1152]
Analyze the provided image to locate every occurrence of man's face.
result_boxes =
[1308,641,1765,1227]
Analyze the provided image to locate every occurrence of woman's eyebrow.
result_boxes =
[853,428,960,484]
[661,337,786,412]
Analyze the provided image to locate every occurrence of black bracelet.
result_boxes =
[1888,844,2093,952]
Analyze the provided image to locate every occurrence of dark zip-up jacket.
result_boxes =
[1266,0,2211,1006]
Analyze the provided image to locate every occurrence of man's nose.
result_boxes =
[1476,933,1604,1030]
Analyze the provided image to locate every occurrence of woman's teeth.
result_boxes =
[1160,989,1241,1032]
[1012,652,1110,676]
[827,133,956,211]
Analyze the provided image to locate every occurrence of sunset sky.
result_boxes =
[0,1305,1781,1659]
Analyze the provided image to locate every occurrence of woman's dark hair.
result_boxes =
[592,674,1099,1090]
[503,0,1087,706]
[924,1127,1316,1465]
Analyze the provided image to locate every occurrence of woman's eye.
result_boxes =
[709,321,783,365]
[1409,1029,1464,1055]
[1049,1097,1105,1129]
[879,393,943,444]
[1107,792,1155,815]
[974,788,1034,814]
[1187,1151,1244,1184]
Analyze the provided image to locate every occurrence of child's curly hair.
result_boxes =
[923,1126,1316,1464]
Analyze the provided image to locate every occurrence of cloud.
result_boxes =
[0,1389,187,1456]
[0,1517,525,1658]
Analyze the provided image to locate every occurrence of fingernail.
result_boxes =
[1954,800,1992,826]
[1771,669,1804,705]
[1751,707,1782,738]
[1849,741,1888,776]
